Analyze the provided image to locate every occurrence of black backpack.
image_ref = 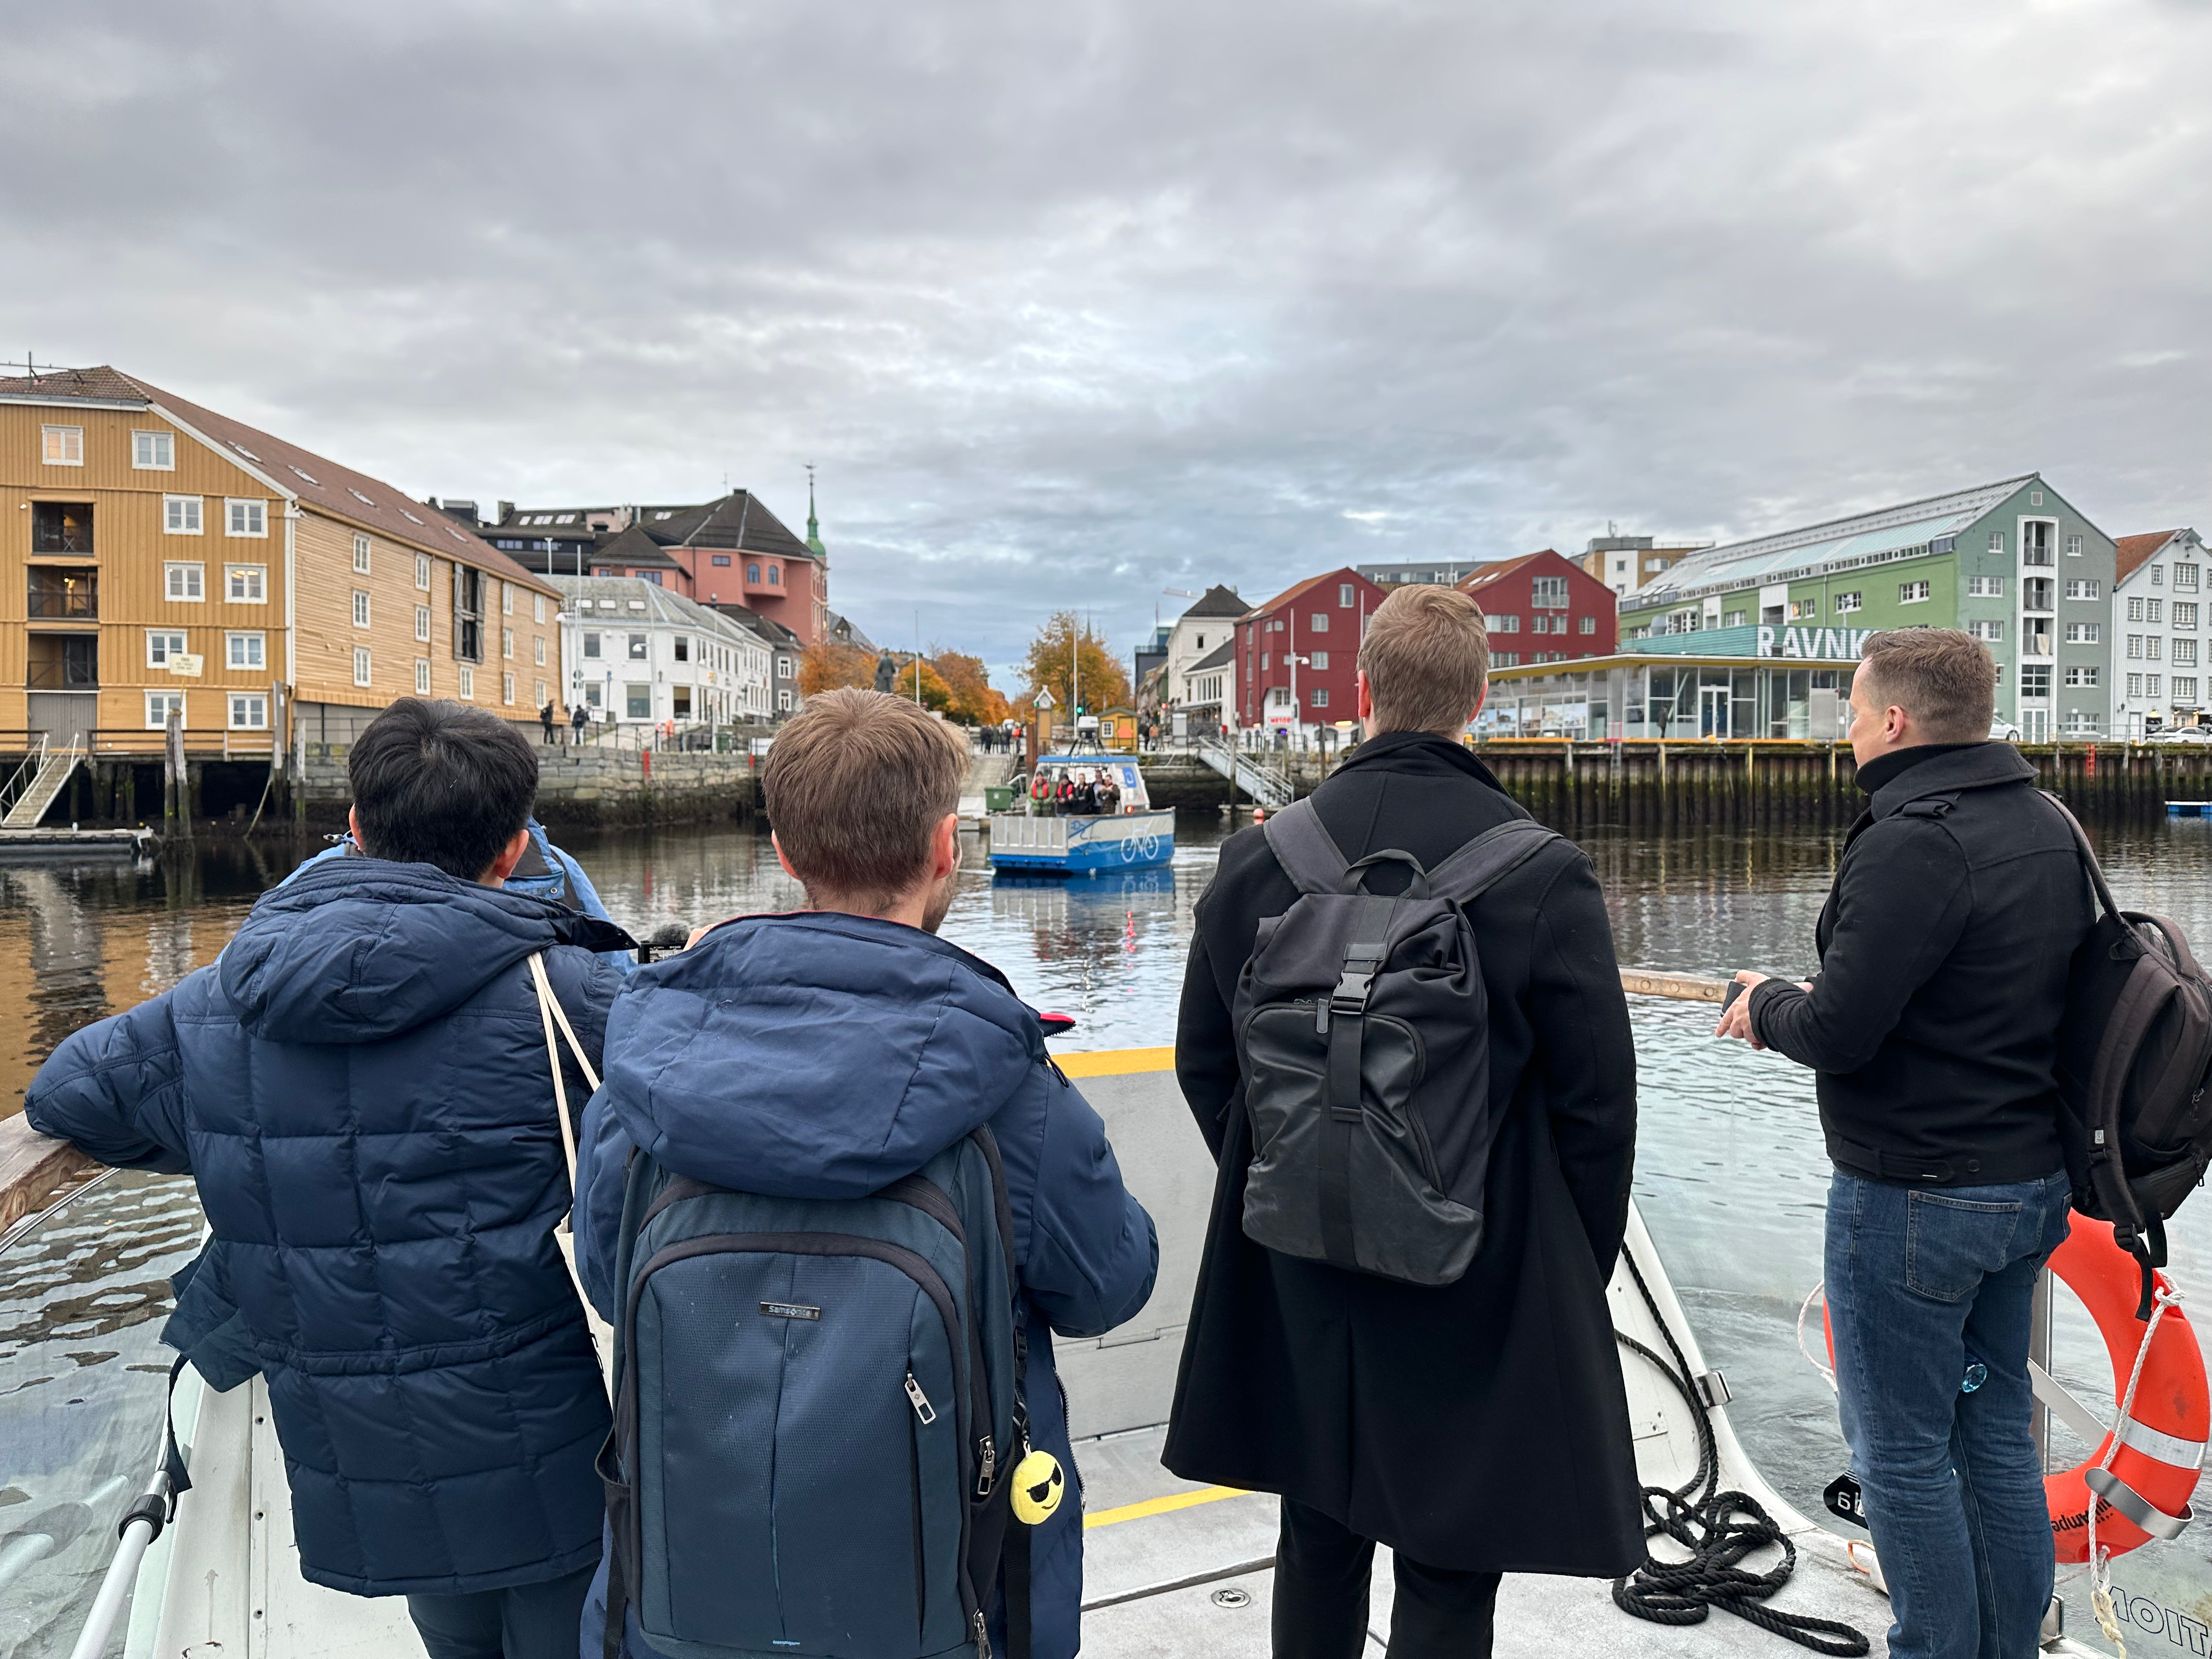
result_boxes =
[1231,798,1560,1286]
[2049,794,2212,1314]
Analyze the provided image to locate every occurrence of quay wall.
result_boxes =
[295,743,761,829]
[1143,742,2212,827]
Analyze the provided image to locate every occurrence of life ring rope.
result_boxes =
[2088,1282,2192,1653]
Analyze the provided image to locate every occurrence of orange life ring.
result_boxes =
[2044,1218,2205,1563]
[1819,1215,2205,1564]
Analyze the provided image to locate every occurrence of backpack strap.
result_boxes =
[1424,819,1563,904]
[2041,791,2126,927]
[1261,797,1354,894]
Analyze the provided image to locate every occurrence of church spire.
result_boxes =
[805,464,827,560]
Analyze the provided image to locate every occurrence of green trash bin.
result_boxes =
[984,785,1015,812]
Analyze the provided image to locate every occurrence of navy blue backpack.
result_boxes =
[596,1128,1030,1659]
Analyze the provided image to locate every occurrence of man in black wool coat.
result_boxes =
[1166,582,1643,1657]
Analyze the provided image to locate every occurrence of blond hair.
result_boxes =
[1858,628,1997,742]
[1356,585,1491,736]
[763,690,968,911]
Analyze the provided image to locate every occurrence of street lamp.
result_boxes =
[1284,654,1310,748]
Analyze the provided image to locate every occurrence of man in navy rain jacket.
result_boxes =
[27,699,633,1659]
[572,689,1158,1659]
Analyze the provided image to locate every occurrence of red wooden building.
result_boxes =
[1235,567,1389,740]
[1459,550,1617,667]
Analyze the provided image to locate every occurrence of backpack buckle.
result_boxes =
[1330,952,1383,1016]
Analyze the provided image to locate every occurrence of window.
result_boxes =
[1723,610,1747,628]
[2067,534,2084,558]
[2066,580,2100,601]
[146,630,188,667]
[1967,575,2004,597]
[747,563,761,583]
[163,495,203,534]
[628,634,648,661]
[768,567,781,586]
[713,555,732,567]
[501,583,514,616]
[626,684,651,719]
[1308,651,1329,670]
[352,534,371,574]
[674,636,690,663]
[503,672,516,705]
[145,691,185,730]
[534,636,546,665]
[1490,614,1520,633]
[776,654,792,678]
[2176,639,2200,668]
[2179,603,2200,630]
[586,683,603,707]
[534,594,546,623]
[1310,612,1329,632]
[501,627,514,659]
[1788,599,1817,620]
[133,430,174,469]
[2063,711,2102,735]
[352,590,371,628]
[777,689,793,713]
[2148,598,2165,624]
[2031,490,2045,506]
[2129,596,2146,622]
[458,665,475,698]
[226,499,267,537]
[415,553,432,590]
[1531,577,1568,608]
[353,647,372,686]
[1899,580,1931,603]
[2145,636,2164,661]
[2153,565,2166,586]
[415,659,431,695]
[226,631,265,670]
[2176,678,2200,703]
[1835,591,1863,612]
[534,679,547,706]
[1579,616,1597,634]
[453,566,484,662]
[165,561,205,602]
[2149,674,2164,697]
[226,564,266,602]
[1262,654,1269,670]
[1493,651,1520,668]
[1339,584,1355,607]
[42,425,83,465]
[2128,674,2144,698]
[415,605,431,642]
[2065,622,2100,644]
[2021,665,2052,698]
[2066,666,2100,687]
[584,633,602,659]
[1309,688,1329,708]
[2024,578,2054,611]
[2179,565,2202,592]
[228,693,268,730]
[1988,531,2004,552]
[1967,620,2003,641]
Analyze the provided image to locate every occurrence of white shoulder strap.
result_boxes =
[528,952,602,1192]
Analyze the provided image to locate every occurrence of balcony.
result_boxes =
[31,502,93,555]
[26,634,98,691]
[27,566,98,620]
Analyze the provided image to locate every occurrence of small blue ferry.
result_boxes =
[989,754,1175,874]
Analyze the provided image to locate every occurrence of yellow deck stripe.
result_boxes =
[1053,1046,1177,1079]
[1084,1485,1251,1530]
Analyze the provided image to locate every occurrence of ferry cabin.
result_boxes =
[0,366,561,777]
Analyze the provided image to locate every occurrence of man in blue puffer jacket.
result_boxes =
[572,689,1159,1659]
[27,699,634,1659]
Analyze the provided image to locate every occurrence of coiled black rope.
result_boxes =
[1612,1249,1871,1656]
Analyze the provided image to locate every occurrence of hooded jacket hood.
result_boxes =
[220,857,622,1044]
[601,911,1048,1198]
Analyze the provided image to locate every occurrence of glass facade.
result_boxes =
[1475,661,1855,740]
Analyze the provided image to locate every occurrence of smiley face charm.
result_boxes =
[1011,1449,1064,1525]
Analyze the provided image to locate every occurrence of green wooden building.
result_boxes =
[1618,474,2115,741]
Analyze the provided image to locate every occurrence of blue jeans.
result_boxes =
[1826,1170,2072,1659]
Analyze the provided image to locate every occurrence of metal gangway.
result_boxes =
[1194,732,1295,808]
[1,735,84,830]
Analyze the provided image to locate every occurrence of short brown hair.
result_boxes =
[763,689,968,910]
[1857,628,1997,742]
[1356,585,1491,736]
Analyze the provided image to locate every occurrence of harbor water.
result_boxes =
[5,811,2211,1655]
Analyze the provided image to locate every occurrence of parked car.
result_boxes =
[1989,717,2022,742]
[2148,726,2212,744]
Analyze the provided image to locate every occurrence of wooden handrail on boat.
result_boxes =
[0,966,1736,1235]
[0,1113,99,1237]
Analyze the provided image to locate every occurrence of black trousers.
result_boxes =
[405,1561,598,1659]
[1273,1499,1502,1659]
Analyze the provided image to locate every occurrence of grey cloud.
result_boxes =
[4,0,2210,669]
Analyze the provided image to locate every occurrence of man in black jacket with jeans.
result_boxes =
[1718,627,2091,1659]
[1169,585,1643,1658]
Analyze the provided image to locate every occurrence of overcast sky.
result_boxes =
[7,0,2210,677]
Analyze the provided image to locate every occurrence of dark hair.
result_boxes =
[349,698,539,879]
[1858,628,1997,742]
[763,689,967,911]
